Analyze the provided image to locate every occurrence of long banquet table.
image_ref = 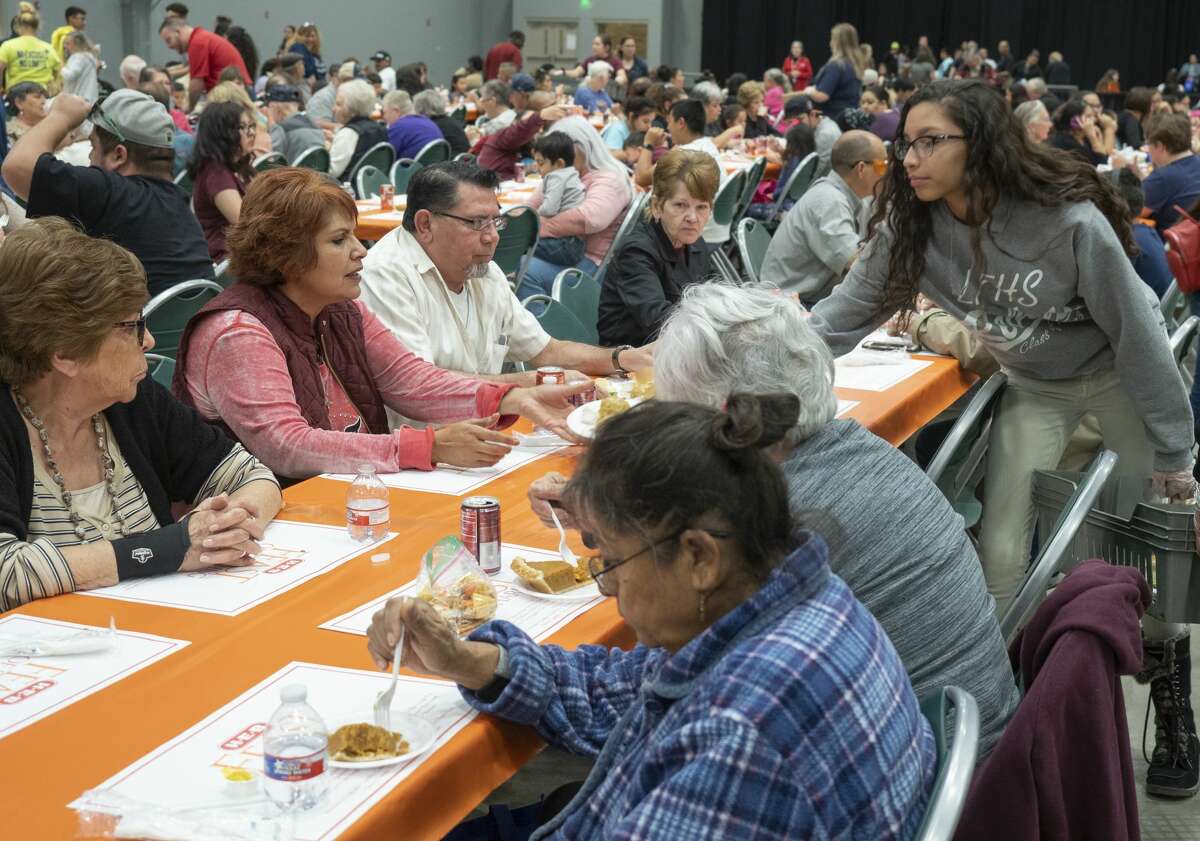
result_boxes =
[1,356,973,839]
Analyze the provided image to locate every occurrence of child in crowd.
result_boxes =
[617,130,645,169]
[531,132,587,265]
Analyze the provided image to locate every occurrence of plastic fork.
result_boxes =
[548,506,578,565]
[373,625,404,730]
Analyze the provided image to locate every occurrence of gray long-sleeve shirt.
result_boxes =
[809,197,1194,470]
[760,170,861,303]
[537,166,586,218]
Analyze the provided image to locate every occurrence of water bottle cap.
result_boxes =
[280,683,307,703]
[357,464,375,476]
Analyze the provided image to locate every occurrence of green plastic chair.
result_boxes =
[766,151,819,229]
[709,170,745,232]
[735,217,772,283]
[212,259,235,288]
[925,372,1008,529]
[493,205,540,285]
[449,105,468,125]
[731,156,767,226]
[292,145,330,172]
[595,192,650,284]
[551,268,601,344]
[355,165,391,200]
[252,152,287,172]
[173,169,193,198]
[144,353,176,391]
[348,142,395,196]
[389,158,423,194]
[453,152,476,164]
[143,279,224,359]
[521,294,594,343]
[413,138,451,167]
[914,686,980,841]
[1160,279,1187,332]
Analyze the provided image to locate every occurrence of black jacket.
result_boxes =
[432,114,471,157]
[597,216,711,347]
[0,379,239,542]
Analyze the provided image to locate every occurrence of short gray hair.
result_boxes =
[382,89,412,115]
[764,68,788,88]
[337,79,376,119]
[120,54,146,82]
[587,61,611,79]
[1014,99,1049,127]
[413,88,447,117]
[656,283,837,446]
[480,80,509,103]
[1026,77,1048,96]
[691,80,723,106]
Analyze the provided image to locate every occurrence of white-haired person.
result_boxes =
[329,78,385,180]
[120,54,146,89]
[514,115,635,299]
[573,61,614,114]
[528,282,1021,759]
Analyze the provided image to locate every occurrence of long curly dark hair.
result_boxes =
[188,101,254,181]
[867,79,1136,321]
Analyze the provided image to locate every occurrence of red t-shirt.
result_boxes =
[187,27,250,90]
[484,41,522,80]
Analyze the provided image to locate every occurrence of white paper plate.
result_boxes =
[566,398,644,440]
[512,577,602,601]
[326,712,437,770]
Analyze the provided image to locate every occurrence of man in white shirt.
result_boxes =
[359,160,652,387]
[371,50,396,92]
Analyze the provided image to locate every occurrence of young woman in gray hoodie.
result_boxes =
[809,78,1198,799]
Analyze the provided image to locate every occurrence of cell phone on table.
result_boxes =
[862,339,919,352]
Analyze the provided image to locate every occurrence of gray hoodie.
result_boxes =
[809,197,1194,470]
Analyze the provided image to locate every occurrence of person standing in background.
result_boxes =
[783,40,813,90]
[803,22,866,121]
[288,23,326,87]
[0,8,59,92]
[485,30,524,81]
[372,51,396,92]
[50,5,85,60]
[60,30,98,103]
[158,16,250,108]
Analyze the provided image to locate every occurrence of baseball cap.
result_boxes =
[783,95,814,117]
[370,50,390,62]
[509,73,536,92]
[92,89,174,149]
[263,84,302,103]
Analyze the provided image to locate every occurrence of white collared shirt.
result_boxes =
[358,226,551,376]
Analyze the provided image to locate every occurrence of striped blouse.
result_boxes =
[0,416,277,611]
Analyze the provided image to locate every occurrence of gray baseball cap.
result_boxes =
[92,89,175,149]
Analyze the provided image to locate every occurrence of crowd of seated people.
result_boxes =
[3,12,1200,836]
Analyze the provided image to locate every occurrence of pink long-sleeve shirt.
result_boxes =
[182,300,516,478]
[530,168,632,265]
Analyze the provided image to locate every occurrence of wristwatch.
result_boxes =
[612,344,633,374]
[643,144,656,152]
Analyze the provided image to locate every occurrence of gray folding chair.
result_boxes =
[914,686,980,841]
[212,259,234,288]
[1169,314,1199,366]
[1160,279,1187,332]
[998,449,1119,645]
[925,372,1008,528]
[706,172,748,284]
[594,192,650,285]
[766,151,819,229]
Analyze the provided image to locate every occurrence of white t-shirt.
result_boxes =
[379,66,397,92]
[358,226,551,377]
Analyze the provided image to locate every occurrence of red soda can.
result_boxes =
[461,496,501,574]
[379,184,395,211]
[536,366,565,386]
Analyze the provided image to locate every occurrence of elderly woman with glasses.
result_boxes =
[173,167,586,482]
[0,218,282,612]
[367,394,935,839]
[529,281,1021,758]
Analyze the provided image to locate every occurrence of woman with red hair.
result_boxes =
[173,167,584,482]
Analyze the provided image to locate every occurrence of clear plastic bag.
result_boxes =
[73,788,292,840]
[416,536,498,634]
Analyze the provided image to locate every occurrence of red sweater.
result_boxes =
[954,560,1147,841]
[484,41,522,80]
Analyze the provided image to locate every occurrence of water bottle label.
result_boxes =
[348,507,390,527]
[264,749,326,782]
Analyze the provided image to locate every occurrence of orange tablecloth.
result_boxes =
[355,184,541,241]
[2,356,971,839]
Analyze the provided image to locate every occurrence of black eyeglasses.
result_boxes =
[432,211,509,232]
[113,318,147,346]
[89,99,125,143]
[893,133,966,161]
[587,528,732,596]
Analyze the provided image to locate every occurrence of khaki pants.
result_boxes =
[979,367,1154,612]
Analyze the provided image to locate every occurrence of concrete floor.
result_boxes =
[465,630,1200,839]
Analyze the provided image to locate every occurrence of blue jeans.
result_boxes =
[516,255,599,301]
[533,235,586,268]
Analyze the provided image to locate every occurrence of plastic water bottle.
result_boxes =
[346,464,390,543]
[263,684,328,813]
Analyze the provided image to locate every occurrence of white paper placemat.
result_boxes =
[321,543,604,641]
[323,445,562,497]
[0,616,187,739]
[81,521,391,616]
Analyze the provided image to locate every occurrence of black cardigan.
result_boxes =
[0,378,240,542]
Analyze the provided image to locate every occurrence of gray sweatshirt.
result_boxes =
[809,197,1194,470]
[538,167,586,218]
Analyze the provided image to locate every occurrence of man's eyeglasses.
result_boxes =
[893,133,966,161]
[432,211,509,232]
[89,100,125,143]
[113,318,147,347]
[586,528,732,596]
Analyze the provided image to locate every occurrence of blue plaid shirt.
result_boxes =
[465,534,936,840]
